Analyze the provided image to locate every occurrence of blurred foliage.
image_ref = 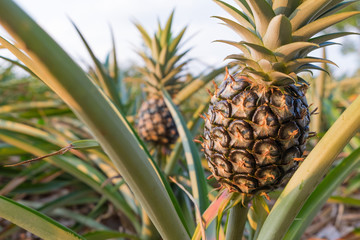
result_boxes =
[331,2,360,56]
[0,64,53,104]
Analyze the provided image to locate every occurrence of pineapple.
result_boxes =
[203,0,359,195]
[137,97,178,145]
[135,12,189,145]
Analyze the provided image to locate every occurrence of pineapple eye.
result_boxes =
[270,90,295,122]
[231,90,258,119]
[227,120,254,149]
[212,154,232,178]
[213,100,231,117]
[211,127,230,154]
[255,166,282,186]
[218,76,249,99]
[281,147,301,172]
[253,139,281,166]
[228,120,253,139]
[233,175,258,194]
[244,93,259,108]
[252,106,279,138]
[228,149,255,174]
[278,122,301,149]
[270,90,292,107]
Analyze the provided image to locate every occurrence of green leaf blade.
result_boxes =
[0,2,190,239]
[0,196,85,240]
[162,88,209,213]
[284,148,360,240]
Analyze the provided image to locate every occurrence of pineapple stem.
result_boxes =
[225,195,251,240]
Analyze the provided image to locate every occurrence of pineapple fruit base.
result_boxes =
[203,73,310,194]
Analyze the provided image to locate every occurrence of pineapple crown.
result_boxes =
[214,0,360,86]
[134,11,190,95]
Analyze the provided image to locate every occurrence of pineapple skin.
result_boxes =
[203,73,310,194]
[137,97,178,145]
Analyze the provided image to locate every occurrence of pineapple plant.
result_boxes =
[203,0,359,195]
[135,12,190,146]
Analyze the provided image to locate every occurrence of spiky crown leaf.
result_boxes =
[134,11,190,94]
[214,0,360,86]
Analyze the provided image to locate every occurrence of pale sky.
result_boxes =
[2,0,359,77]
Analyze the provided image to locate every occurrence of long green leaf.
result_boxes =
[309,32,360,45]
[272,0,300,16]
[0,143,26,156]
[164,99,210,176]
[0,100,64,114]
[275,42,318,62]
[328,196,360,207]
[51,208,110,230]
[162,88,209,213]
[0,36,47,80]
[71,21,122,109]
[160,10,174,46]
[311,0,348,20]
[317,1,358,19]
[293,11,360,40]
[214,0,254,30]
[0,55,39,78]
[0,195,85,240]
[173,67,224,105]
[213,16,262,45]
[0,131,140,232]
[284,147,360,240]
[289,0,332,30]
[234,0,254,23]
[262,15,292,50]
[245,0,275,37]
[134,23,152,49]
[0,1,189,239]
[109,26,119,87]
[83,230,140,240]
[0,119,63,146]
[257,95,360,240]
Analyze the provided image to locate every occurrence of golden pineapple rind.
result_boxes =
[204,74,310,194]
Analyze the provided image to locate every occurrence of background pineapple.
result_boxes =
[135,11,190,146]
[203,0,359,195]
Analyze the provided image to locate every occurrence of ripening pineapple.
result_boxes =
[203,0,359,195]
[135,12,189,145]
[137,97,178,145]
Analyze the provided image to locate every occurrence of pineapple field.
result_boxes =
[0,0,360,240]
